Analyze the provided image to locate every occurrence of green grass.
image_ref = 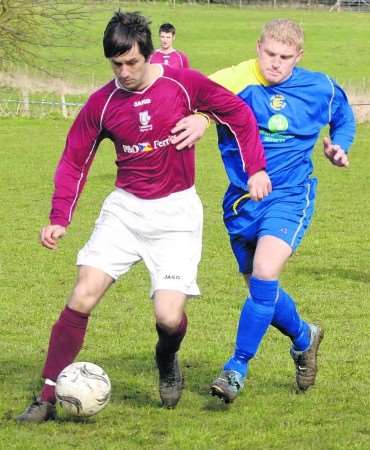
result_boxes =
[1,3,370,449]
[4,3,370,116]
[4,3,370,117]
[1,117,370,449]
[6,3,370,86]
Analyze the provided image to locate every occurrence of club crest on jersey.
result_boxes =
[270,94,286,111]
[139,110,152,132]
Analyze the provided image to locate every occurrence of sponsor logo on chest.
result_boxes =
[122,142,153,154]
[121,136,174,154]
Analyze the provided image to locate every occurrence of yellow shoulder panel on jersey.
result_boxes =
[210,59,269,94]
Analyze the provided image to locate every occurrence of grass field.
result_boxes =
[5,3,370,89]
[1,3,370,450]
[39,2,370,86]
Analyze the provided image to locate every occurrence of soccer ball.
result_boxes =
[55,362,111,417]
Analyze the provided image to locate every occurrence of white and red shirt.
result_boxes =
[50,65,266,227]
[149,50,190,69]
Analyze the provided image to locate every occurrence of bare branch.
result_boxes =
[0,0,98,76]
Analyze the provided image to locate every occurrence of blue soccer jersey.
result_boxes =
[211,59,356,266]
[211,59,355,191]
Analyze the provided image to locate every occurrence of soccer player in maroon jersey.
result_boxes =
[16,11,271,422]
[149,23,190,69]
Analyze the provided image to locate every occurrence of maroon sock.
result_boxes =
[40,384,56,404]
[156,313,188,355]
[40,306,89,403]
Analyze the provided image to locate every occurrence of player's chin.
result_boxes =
[266,74,284,84]
[119,79,136,89]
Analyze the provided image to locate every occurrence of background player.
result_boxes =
[149,23,190,68]
[16,11,271,422]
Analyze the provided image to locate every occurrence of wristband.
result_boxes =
[195,111,211,128]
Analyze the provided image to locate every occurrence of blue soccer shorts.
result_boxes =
[223,178,317,274]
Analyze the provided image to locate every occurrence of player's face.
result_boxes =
[256,38,303,84]
[110,44,149,91]
[159,32,174,51]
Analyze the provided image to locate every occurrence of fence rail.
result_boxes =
[1,99,83,106]
[0,98,84,118]
[1,98,369,122]
[170,0,370,9]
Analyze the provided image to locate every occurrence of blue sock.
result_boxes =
[271,288,311,351]
[224,357,249,378]
[224,276,279,377]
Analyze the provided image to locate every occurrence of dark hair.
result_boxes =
[159,23,176,35]
[103,11,154,60]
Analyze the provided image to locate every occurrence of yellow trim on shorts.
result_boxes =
[232,193,251,215]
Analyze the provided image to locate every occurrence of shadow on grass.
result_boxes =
[3,348,299,424]
[2,353,160,423]
[291,265,370,283]
[202,397,232,412]
[181,356,300,405]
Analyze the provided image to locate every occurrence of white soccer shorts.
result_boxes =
[77,186,203,297]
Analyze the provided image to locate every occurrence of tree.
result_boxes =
[0,0,92,74]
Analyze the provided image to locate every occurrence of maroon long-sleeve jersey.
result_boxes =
[50,65,265,227]
[149,49,190,68]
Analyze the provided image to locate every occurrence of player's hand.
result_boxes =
[40,224,66,250]
[247,170,272,201]
[171,114,209,150]
[323,137,349,167]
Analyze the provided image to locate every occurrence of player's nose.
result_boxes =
[119,65,129,78]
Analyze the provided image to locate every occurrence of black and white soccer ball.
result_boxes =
[55,362,111,417]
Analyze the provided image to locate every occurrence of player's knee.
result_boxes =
[252,262,280,281]
[156,313,183,334]
[68,282,101,314]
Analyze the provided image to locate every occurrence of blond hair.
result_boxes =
[260,19,304,51]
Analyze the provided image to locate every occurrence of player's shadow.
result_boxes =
[97,353,163,409]
[2,352,161,422]
[292,265,369,284]
[179,356,233,411]
[181,355,296,412]
[4,350,297,419]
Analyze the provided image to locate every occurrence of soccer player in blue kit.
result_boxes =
[173,18,356,403]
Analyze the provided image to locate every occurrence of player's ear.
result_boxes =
[256,40,262,54]
[296,48,304,63]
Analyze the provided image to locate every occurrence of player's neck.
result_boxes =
[139,64,163,90]
[160,47,174,54]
